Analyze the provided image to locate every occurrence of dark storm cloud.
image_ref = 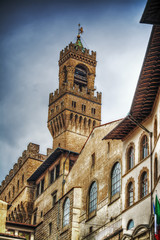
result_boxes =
[0,0,150,183]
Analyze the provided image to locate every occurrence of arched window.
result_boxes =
[141,135,148,159]
[127,219,134,230]
[89,181,97,213]
[63,198,70,227]
[70,113,73,121]
[111,162,121,196]
[128,182,133,206]
[128,146,134,170]
[154,157,158,185]
[141,172,148,197]
[74,64,87,89]
[93,120,96,127]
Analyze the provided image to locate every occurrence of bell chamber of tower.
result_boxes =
[48,32,102,153]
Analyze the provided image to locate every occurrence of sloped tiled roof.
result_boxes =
[103,25,160,140]
[140,0,160,25]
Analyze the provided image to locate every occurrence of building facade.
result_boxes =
[0,0,160,239]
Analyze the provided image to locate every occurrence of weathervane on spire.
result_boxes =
[77,23,84,38]
[75,23,84,50]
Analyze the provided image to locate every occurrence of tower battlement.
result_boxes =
[48,29,101,152]
[59,42,96,67]
[0,143,51,193]
[49,82,101,106]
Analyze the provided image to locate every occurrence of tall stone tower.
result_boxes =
[48,26,101,153]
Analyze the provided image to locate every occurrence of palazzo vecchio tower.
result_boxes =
[47,25,102,153]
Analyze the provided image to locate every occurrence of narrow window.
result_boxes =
[111,162,121,196]
[79,116,82,123]
[8,191,10,200]
[33,212,37,225]
[22,174,24,186]
[69,159,75,170]
[128,182,133,206]
[61,101,64,109]
[127,220,134,230]
[50,169,55,184]
[141,172,148,197]
[36,183,40,197]
[93,120,96,127]
[56,164,60,179]
[88,119,91,127]
[56,105,59,112]
[17,180,19,192]
[128,146,134,170]
[13,186,15,198]
[91,108,96,115]
[41,178,44,194]
[52,194,57,207]
[154,157,158,185]
[72,101,76,108]
[89,181,97,213]
[70,113,73,120]
[141,135,148,159]
[91,153,95,167]
[107,142,110,154]
[40,211,43,218]
[82,104,86,112]
[49,222,52,235]
[63,198,70,227]
[154,118,157,145]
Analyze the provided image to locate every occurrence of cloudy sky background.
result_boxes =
[0,0,151,183]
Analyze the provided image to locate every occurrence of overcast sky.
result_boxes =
[0,0,151,184]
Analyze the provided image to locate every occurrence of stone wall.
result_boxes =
[35,187,82,240]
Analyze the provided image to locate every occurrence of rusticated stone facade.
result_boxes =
[35,188,82,240]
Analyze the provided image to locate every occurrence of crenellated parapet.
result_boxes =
[59,42,96,67]
[49,82,101,106]
[0,143,49,194]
